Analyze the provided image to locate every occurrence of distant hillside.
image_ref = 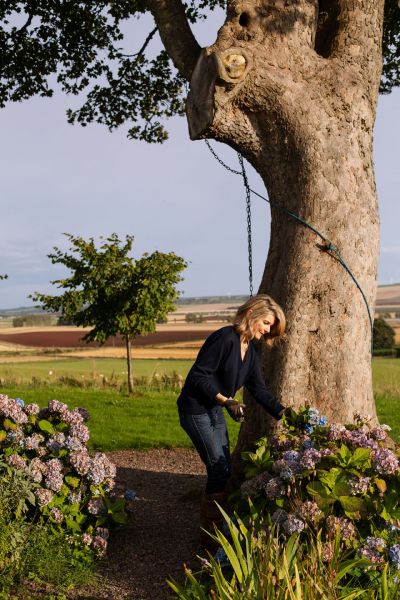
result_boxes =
[1,285,399,315]
[177,295,249,305]
[0,306,46,317]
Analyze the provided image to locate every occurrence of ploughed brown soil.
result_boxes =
[0,330,214,348]
[79,449,206,600]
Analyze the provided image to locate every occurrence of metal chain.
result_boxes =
[238,153,253,297]
[204,140,241,175]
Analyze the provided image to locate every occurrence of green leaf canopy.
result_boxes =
[30,233,187,344]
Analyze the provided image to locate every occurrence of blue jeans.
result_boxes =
[179,406,231,493]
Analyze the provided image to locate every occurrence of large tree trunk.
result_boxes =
[149,0,385,456]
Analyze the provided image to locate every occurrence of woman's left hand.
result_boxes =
[225,398,246,422]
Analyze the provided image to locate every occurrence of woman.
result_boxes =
[177,294,286,549]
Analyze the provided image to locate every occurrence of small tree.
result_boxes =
[373,317,396,351]
[30,233,187,393]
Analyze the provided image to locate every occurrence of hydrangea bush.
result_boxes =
[238,406,400,572]
[0,394,126,556]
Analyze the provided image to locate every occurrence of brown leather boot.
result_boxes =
[199,490,228,553]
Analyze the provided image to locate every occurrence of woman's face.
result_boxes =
[250,312,276,340]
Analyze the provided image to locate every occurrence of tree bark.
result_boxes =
[150,0,385,459]
[125,334,134,394]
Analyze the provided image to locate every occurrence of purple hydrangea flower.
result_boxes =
[372,448,399,475]
[299,449,322,470]
[92,536,107,556]
[297,501,323,524]
[283,515,305,535]
[348,476,370,495]
[24,403,40,415]
[35,488,54,506]
[6,453,26,470]
[326,516,356,540]
[25,433,45,450]
[87,497,105,515]
[46,433,66,452]
[282,450,300,462]
[271,509,288,524]
[265,477,286,499]
[48,399,68,413]
[49,507,64,523]
[69,449,91,475]
[301,438,314,450]
[95,527,109,540]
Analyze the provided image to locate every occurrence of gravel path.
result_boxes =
[81,449,206,600]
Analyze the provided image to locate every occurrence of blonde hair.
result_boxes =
[233,294,286,346]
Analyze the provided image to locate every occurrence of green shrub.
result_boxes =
[373,318,396,351]
[170,406,400,598]
[373,348,397,357]
[0,394,126,557]
[0,459,96,597]
[235,408,400,568]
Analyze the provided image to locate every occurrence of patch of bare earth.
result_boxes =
[77,449,206,600]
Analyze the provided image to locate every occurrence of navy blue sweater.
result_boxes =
[177,326,284,417]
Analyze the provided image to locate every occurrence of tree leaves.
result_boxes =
[0,1,398,140]
[30,232,187,343]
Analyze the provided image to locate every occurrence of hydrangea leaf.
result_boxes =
[306,481,335,508]
[3,418,18,431]
[0,430,7,442]
[38,419,55,434]
[318,468,344,491]
[339,496,368,520]
[374,478,388,494]
[65,475,80,488]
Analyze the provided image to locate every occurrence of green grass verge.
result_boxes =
[0,384,240,452]
[373,358,400,441]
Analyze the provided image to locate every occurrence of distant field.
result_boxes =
[0,357,193,383]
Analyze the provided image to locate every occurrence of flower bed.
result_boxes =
[238,406,400,570]
[0,394,126,557]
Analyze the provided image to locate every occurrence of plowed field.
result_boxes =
[0,329,214,348]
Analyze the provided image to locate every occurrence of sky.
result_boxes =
[0,11,399,309]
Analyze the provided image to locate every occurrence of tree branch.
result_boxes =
[146,0,201,80]
[330,0,385,80]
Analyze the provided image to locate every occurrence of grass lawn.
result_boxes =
[372,358,400,440]
[0,358,399,451]
[0,384,241,452]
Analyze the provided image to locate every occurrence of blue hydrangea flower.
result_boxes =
[213,547,229,567]
[302,439,314,450]
[390,545,400,569]
[318,416,328,426]
[307,408,320,425]
[124,489,137,501]
[304,424,314,434]
[15,397,25,407]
